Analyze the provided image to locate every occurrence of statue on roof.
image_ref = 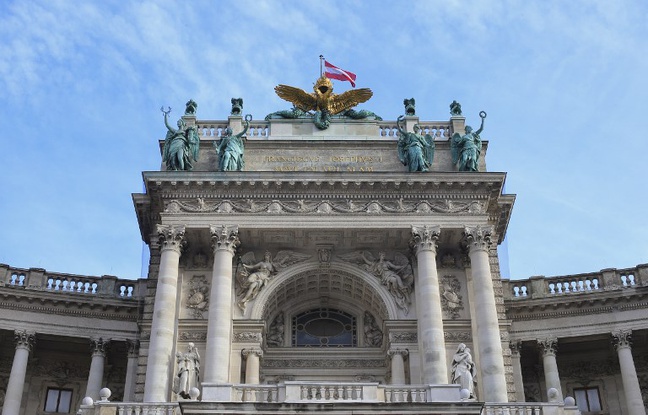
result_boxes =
[450,100,462,116]
[161,107,200,171]
[404,98,416,116]
[215,114,251,171]
[271,76,377,130]
[451,111,486,172]
[231,98,243,116]
[185,99,197,115]
[396,115,435,172]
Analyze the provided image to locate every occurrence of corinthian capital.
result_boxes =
[90,338,109,357]
[612,329,632,350]
[242,348,264,358]
[14,330,36,351]
[156,224,186,253]
[463,225,493,253]
[410,225,440,254]
[210,225,240,254]
[537,337,558,356]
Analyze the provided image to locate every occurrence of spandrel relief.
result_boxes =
[339,251,413,314]
[236,250,311,312]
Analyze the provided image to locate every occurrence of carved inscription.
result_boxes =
[262,155,384,172]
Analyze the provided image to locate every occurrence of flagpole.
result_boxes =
[319,55,324,77]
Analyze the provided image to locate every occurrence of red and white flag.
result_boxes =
[324,60,357,87]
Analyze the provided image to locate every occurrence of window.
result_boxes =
[292,308,356,347]
[44,388,72,413]
[573,387,602,412]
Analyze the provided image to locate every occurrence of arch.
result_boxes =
[249,260,400,321]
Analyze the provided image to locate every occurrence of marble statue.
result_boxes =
[451,111,486,172]
[266,313,285,347]
[173,342,200,399]
[215,114,251,171]
[396,115,435,172]
[450,100,462,116]
[451,343,477,398]
[363,311,383,347]
[161,107,200,171]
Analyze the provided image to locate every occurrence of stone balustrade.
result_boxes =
[481,402,581,415]
[0,264,143,299]
[195,121,228,138]
[503,264,647,300]
[78,402,180,415]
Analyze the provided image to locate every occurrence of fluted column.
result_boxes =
[410,225,447,384]
[463,225,507,402]
[538,337,563,401]
[388,349,409,385]
[144,224,185,402]
[123,340,139,402]
[203,225,240,384]
[85,338,108,400]
[242,348,263,384]
[509,341,525,402]
[612,330,646,415]
[2,330,35,415]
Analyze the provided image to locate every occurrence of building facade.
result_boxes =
[0,91,646,415]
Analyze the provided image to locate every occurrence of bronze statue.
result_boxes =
[185,99,197,115]
[215,114,251,171]
[450,100,462,116]
[231,98,243,116]
[451,111,486,172]
[273,76,373,129]
[396,115,435,172]
[404,98,416,116]
[161,107,200,171]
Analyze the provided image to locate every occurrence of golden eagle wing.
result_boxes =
[328,88,373,114]
[274,85,317,112]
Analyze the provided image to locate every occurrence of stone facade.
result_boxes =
[0,107,645,415]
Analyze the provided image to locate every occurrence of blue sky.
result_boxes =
[1,1,646,280]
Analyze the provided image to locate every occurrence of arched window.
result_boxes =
[292,308,356,347]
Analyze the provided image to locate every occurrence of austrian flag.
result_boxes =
[324,60,357,88]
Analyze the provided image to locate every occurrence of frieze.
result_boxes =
[165,198,485,216]
[263,359,386,368]
[389,332,418,343]
[233,332,262,343]
[179,332,207,341]
[444,331,472,342]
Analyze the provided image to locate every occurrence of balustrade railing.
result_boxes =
[481,402,580,415]
[504,264,647,300]
[79,402,179,415]
[383,385,428,402]
[0,264,142,299]
[377,121,452,138]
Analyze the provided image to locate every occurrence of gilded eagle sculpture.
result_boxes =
[271,76,377,130]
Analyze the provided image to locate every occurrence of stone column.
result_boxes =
[388,349,409,385]
[509,341,525,402]
[463,226,508,402]
[410,225,448,385]
[85,338,108,400]
[2,330,35,415]
[537,337,563,401]
[612,330,646,415]
[203,225,240,384]
[143,225,185,402]
[123,340,139,402]
[242,348,263,384]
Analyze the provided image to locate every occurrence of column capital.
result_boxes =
[90,338,109,357]
[388,348,409,358]
[509,340,522,356]
[210,225,240,254]
[156,224,186,254]
[14,330,36,351]
[537,337,558,356]
[462,225,493,253]
[612,329,632,350]
[410,225,440,254]
[126,339,140,358]
[241,348,263,358]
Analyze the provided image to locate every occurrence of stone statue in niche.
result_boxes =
[451,111,487,172]
[450,100,462,116]
[441,275,464,319]
[215,114,251,171]
[173,342,200,399]
[363,311,383,347]
[266,313,285,347]
[236,250,311,312]
[396,115,435,172]
[451,343,477,398]
[185,99,197,115]
[231,98,243,115]
[404,98,416,116]
[339,251,414,314]
[185,276,209,319]
[161,107,200,171]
